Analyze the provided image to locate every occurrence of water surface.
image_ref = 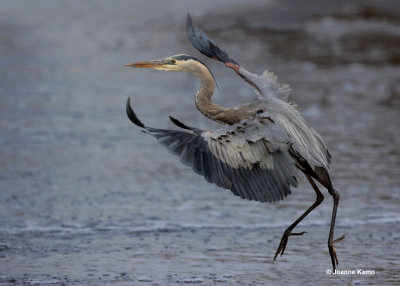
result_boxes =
[0,0,399,285]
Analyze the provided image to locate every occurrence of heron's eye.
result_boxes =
[170,59,176,64]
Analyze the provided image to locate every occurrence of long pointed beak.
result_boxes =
[125,60,165,68]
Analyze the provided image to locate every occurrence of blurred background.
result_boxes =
[0,0,399,285]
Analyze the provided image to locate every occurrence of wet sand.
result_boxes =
[1,0,400,285]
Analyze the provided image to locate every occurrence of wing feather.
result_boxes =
[186,14,291,101]
[186,14,239,65]
[127,98,302,203]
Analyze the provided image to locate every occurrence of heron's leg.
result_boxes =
[273,174,324,261]
[326,187,346,271]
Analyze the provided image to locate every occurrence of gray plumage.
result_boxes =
[125,13,344,271]
[127,98,299,202]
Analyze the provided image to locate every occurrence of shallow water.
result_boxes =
[1,0,400,285]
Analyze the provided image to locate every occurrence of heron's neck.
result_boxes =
[191,61,233,124]
[191,62,252,125]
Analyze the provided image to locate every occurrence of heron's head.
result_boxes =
[126,54,208,73]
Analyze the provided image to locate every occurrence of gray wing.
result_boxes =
[186,13,290,101]
[186,14,239,65]
[127,98,301,203]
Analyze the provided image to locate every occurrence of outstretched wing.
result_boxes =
[186,14,290,101]
[127,97,302,203]
[186,14,239,65]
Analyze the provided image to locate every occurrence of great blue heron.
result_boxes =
[125,14,345,271]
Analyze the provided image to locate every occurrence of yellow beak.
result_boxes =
[125,60,166,69]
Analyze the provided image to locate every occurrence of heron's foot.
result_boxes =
[328,234,346,270]
[273,229,307,262]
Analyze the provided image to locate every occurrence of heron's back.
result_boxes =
[258,98,331,171]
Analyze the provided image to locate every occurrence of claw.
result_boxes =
[290,231,307,236]
[273,230,307,262]
[328,234,346,270]
[333,234,346,244]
